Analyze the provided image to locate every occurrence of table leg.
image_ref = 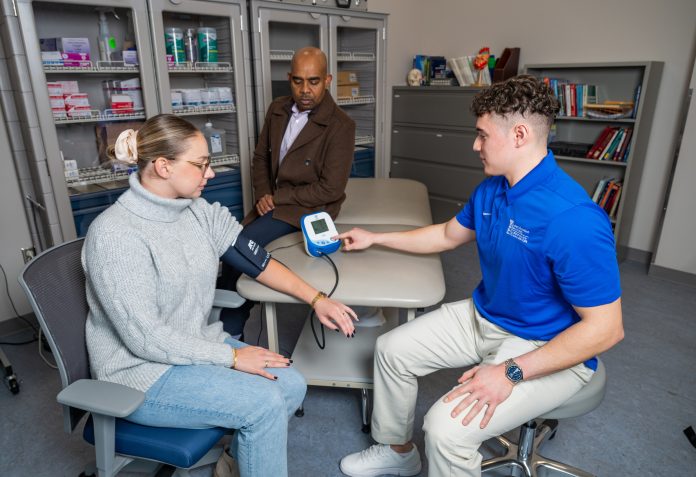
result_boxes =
[264,302,279,353]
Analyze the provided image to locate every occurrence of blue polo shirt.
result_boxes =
[456,151,621,370]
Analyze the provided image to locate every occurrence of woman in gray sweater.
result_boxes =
[83,114,357,477]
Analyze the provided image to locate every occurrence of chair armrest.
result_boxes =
[57,379,145,418]
[214,289,245,309]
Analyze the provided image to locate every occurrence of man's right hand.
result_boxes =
[335,227,376,251]
[255,194,275,216]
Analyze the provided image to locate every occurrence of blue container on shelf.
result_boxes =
[351,147,375,178]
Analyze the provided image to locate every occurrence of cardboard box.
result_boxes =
[337,71,358,85]
[337,83,360,98]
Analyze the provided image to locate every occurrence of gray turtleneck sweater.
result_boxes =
[83,173,243,392]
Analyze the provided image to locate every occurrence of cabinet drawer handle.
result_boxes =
[435,133,443,138]
[392,161,399,165]
[393,130,399,134]
[394,94,400,98]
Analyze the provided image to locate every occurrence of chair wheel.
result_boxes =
[79,472,96,477]
[294,408,305,417]
[361,424,370,434]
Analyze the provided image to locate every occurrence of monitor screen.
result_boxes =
[311,218,329,234]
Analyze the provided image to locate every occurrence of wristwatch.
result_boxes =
[504,358,524,385]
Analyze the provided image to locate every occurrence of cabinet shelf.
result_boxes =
[173,105,236,116]
[355,135,375,146]
[336,51,375,62]
[65,153,240,188]
[167,62,233,73]
[337,95,375,106]
[269,49,294,61]
[53,109,146,125]
[555,155,628,167]
[43,61,140,74]
[555,116,635,124]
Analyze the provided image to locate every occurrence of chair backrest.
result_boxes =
[18,238,89,432]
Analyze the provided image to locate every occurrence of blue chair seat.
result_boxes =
[83,415,226,468]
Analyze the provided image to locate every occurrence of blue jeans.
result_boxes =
[126,340,306,477]
[218,213,299,336]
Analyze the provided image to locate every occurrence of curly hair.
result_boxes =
[470,75,560,129]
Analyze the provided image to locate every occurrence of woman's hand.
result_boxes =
[313,298,358,337]
[233,345,291,380]
[334,227,375,252]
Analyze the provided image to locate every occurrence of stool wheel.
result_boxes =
[294,408,305,417]
[361,424,371,434]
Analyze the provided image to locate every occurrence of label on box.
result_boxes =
[41,51,63,65]
[52,108,67,119]
[122,50,139,65]
[49,95,65,108]
[67,106,92,118]
[337,84,360,98]
[47,82,63,95]
[111,94,134,113]
[62,52,90,68]
[64,93,90,107]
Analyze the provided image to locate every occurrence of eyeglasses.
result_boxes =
[186,159,211,174]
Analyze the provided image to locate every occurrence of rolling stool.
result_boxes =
[482,360,607,477]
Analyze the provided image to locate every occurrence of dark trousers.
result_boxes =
[218,213,299,337]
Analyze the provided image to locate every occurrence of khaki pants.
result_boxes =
[371,299,594,477]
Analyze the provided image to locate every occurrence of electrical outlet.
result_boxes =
[20,247,35,264]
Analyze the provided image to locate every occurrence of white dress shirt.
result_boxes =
[279,103,311,166]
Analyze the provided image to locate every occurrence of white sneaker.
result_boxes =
[340,443,422,476]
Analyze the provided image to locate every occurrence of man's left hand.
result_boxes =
[443,363,514,429]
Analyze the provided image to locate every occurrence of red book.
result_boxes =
[586,126,613,159]
[570,84,577,116]
[593,128,618,160]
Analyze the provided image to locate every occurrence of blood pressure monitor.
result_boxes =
[301,211,341,257]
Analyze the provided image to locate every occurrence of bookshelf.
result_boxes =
[525,62,663,260]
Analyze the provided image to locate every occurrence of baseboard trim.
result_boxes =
[618,246,652,265]
[648,264,696,287]
[0,313,37,338]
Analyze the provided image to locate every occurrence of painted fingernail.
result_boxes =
[274,376,278,380]
[285,363,291,366]
[289,359,294,363]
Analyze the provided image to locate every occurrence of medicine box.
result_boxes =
[337,84,360,98]
[337,71,358,84]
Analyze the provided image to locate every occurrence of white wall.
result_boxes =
[652,56,696,275]
[370,0,696,254]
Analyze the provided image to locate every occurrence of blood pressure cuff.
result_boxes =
[221,233,272,279]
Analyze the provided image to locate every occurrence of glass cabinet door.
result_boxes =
[149,0,251,215]
[330,15,385,178]
[18,0,158,239]
[256,8,329,120]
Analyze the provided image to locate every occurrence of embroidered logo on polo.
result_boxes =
[506,219,530,244]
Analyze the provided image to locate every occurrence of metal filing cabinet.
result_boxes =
[390,86,485,223]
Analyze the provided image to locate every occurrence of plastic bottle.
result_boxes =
[97,11,117,62]
[165,27,186,64]
[202,122,226,158]
[197,27,218,63]
[184,28,198,63]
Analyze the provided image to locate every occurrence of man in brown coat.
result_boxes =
[219,46,356,338]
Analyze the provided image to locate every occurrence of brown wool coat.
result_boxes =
[245,93,356,228]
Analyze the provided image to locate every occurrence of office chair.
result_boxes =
[19,238,244,477]
[482,359,607,477]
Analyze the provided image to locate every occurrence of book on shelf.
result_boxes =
[539,77,596,117]
[591,178,623,219]
[631,84,642,118]
[586,126,633,161]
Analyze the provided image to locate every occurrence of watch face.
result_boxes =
[506,365,523,383]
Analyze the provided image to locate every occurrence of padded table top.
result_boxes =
[336,178,432,227]
[237,224,445,308]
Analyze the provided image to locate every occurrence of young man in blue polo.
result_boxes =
[337,75,624,477]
